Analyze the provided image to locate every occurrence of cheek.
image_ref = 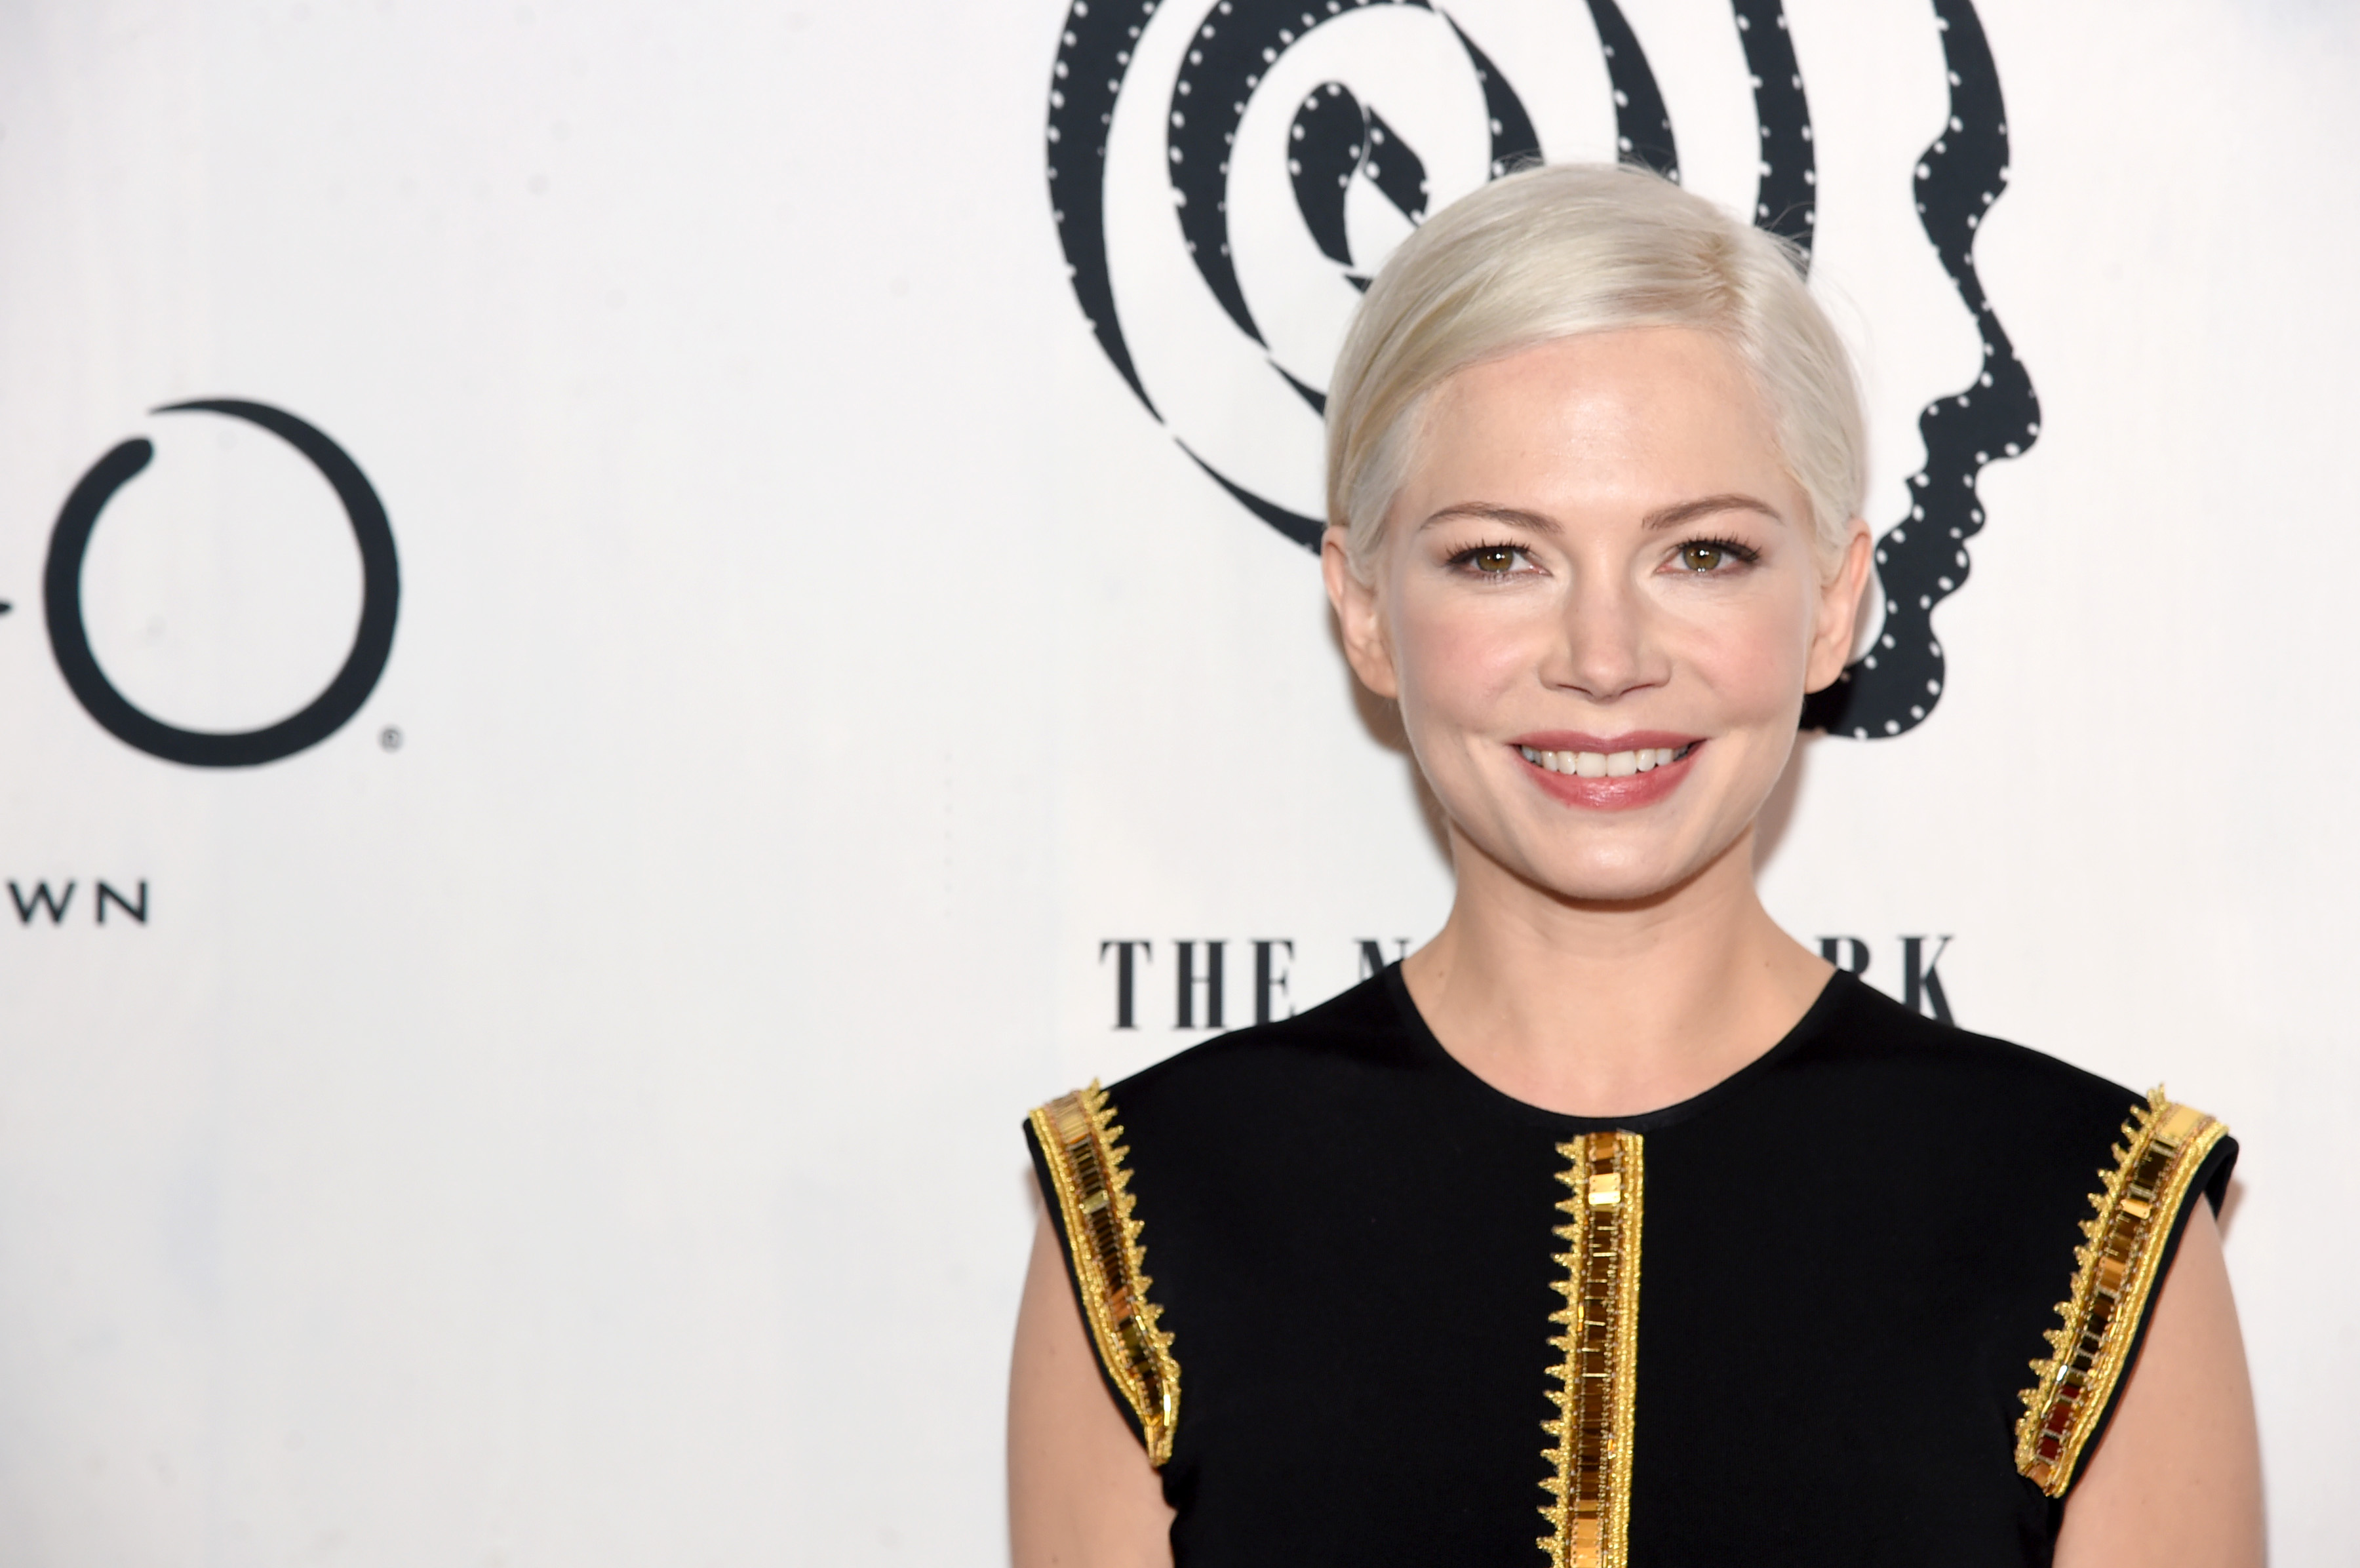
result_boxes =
[1386,589,1537,725]
[1680,588,1815,716]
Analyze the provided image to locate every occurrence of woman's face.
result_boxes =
[1326,327,1869,905]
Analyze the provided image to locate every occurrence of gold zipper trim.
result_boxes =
[1538,1130,1644,1568]
[1031,1082,1180,1466]
[2016,1086,2227,1495]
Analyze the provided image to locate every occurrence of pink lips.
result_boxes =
[1510,732,1703,812]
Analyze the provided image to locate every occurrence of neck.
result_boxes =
[1400,826,1832,1118]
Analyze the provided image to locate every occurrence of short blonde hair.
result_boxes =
[1325,162,1866,575]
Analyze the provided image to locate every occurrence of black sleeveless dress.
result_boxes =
[1023,967,2233,1568]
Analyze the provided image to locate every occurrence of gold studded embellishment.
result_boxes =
[1539,1131,1645,1568]
[2016,1088,2228,1495]
[1030,1082,1180,1466]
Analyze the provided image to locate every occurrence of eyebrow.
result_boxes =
[1418,493,1787,535]
[1638,492,1786,532]
[1417,503,1560,534]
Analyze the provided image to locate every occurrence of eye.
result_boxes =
[1449,541,1534,578]
[1671,538,1760,574]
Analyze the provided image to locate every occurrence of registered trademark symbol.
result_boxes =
[380,726,403,751]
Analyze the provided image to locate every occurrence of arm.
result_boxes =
[2053,1205,2263,1568]
[1010,1211,1176,1568]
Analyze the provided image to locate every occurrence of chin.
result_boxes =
[1517,846,1701,906]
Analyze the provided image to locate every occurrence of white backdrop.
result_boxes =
[0,0,2352,1561]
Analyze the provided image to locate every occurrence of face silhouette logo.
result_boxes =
[46,400,399,767]
[1045,0,2038,739]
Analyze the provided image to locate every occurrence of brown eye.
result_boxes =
[1679,543,1726,573]
[1470,547,1519,574]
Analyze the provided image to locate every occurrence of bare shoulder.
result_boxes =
[2053,1205,2263,1568]
[1008,1211,1175,1568]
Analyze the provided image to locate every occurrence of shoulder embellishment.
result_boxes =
[2016,1087,2228,1495]
[1030,1082,1180,1466]
[1539,1131,1643,1568]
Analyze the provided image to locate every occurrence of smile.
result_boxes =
[1518,743,1695,778]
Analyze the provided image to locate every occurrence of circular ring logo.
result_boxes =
[1044,0,2039,739]
[45,399,400,768]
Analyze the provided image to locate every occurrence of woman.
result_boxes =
[1009,164,2260,1567]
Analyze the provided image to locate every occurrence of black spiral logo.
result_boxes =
[1799,0,2039,739]
[46,400,399,768]
[1046,0,2032,740]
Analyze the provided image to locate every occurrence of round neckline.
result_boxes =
[1380,962,1855,1133]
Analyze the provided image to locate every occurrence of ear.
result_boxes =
[1322,525,1400,700]
[1804,520,1874,695]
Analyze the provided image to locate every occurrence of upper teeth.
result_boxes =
[1518,745,1687,777]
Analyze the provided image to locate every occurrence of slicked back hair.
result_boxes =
[1325,161,1866,578]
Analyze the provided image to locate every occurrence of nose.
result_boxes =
[1541,572,1669,704]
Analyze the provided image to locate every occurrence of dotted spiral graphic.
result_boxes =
[1048,0,2032,741]
[1800,0,2039,739]
[1288,83,1431,292]
[1731,0,1813,254]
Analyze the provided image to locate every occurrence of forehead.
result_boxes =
[1407,328,1791,511]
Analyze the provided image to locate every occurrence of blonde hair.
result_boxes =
[1325,162,1866,575]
